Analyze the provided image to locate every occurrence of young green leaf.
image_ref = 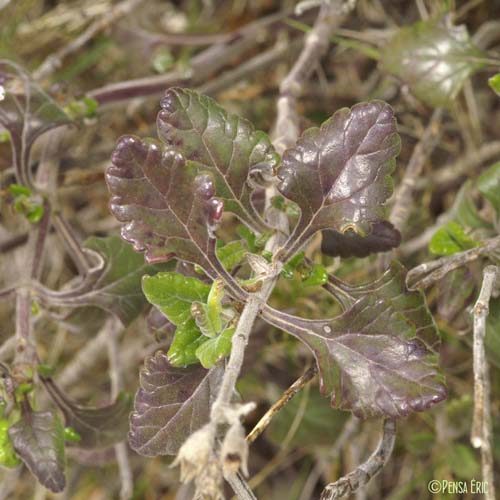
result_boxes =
[382,20,485,107]
[277,101,401,261]
[429,221,479,256]
[302,263,328,287]
[157,87,279,232]
[167,320,207,366]
[261,262,447,418]
[107,136,245,299]
[195,327,235,368]
[40,377,132,449]
[0,419,21,468]
[9,410,66,492]
[488,73,500,97]
[129,352,223,456]
[216,240,247,272]
[142,272,210,326]
[142,271,212,366]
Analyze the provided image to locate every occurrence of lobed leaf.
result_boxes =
[262,262,447,418]
[277,101,401,261]
[41,377,132,449]
[106,136,244,299]
[129,352,223,456]
[382,20,485,108]
[157,87,279,232]
[9,410,66,492]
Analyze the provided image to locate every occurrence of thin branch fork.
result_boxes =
[471,265,497,500]
[406,235,500,290]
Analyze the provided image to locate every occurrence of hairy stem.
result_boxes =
[207,5,342,498]
[471,266,497,500]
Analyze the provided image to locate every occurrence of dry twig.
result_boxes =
[471,265,497,500]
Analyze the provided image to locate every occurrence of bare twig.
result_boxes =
[274,0,345,153]
[246,365,317,444]
[389,108,443,233]
[88,10,289,105]
[33,0,144,81]
[406,235,500,290]
[471,266,497,500]
[197,38,301,96]
[320,419,396,500]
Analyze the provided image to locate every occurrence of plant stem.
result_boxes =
[106,317,134,500]
[471,265,497,500]
[320,419,396,500]
[208,4,342,497]
[406,235,500,290]
[389,108,443,233]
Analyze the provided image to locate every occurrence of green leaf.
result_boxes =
[302,263,328,287]
[382,20,486,107]
[195,327,235,368]
[488,73,500,96]
[216,240,247,272]
[429,221,479,256]
[0,419,21,468]
[9,410,66,492]
[142,271,213,366]
[477,162,500,215]
[142,271,210,325]
[167,320,206,366]
[9,183,31,197]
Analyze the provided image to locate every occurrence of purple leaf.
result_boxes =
[129,351,223,456]
[106,136,244,299]
[9,409,66,492]
[41,377,132,449]
[261,263,447,419]
[0,60,71,187]
[277,101,401,260]
[107,137,220,265]
[157,88,279,233]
